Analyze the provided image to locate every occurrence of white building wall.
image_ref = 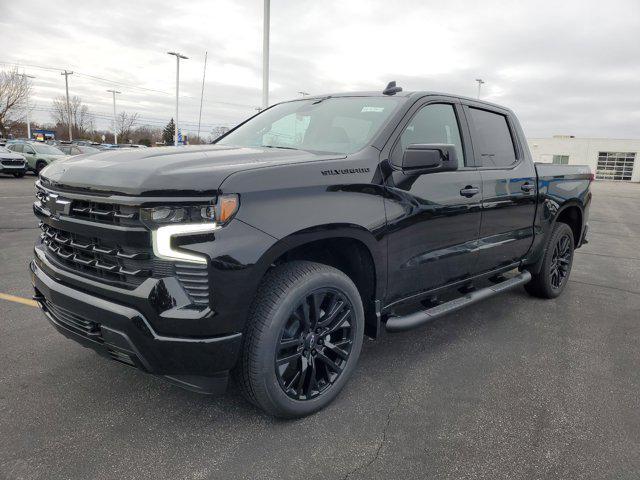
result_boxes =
[526,137,640,182]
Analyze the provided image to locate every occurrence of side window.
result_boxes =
[23,145,35,155]
[10,144,23,153]
[468,108,517,167]
[395,103,465,167]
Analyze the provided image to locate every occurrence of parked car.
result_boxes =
[7,141,68,173]
[57,144,100,156]
[0,146,28,177]
[31,85,592,418]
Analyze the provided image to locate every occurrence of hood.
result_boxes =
[40,145,343,196]
[0,151,26,161]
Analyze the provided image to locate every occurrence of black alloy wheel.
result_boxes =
[236,261,364,418]
[525,222,575,299]
[549,232,572,290]
[275,288,355,400]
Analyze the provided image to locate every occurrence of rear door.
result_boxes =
[383,97,483,305]
[462,102,537,272]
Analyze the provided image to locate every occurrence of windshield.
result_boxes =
[217,96,402,154]
[33,143,65,155]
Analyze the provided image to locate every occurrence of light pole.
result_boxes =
[475,78,485,99]
[167,51,188,146]
[262,0,270,109]
[20,73,35,140]
[197,51,208,142]
[61,70,74,140]
[107,89,121,144]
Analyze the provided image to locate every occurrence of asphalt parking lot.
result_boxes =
[1,178,638,480]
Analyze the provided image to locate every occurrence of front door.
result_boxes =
[383,99,483,306]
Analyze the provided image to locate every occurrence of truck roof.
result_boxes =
[298,90,511,112]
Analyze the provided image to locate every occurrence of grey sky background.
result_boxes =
[1,0,638,138]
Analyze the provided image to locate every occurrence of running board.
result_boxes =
[385,270,532,333]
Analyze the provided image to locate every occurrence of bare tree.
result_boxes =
[210,126,230,142]
[116,111,139,143]
[0,68,32,137]
[51,95,94,139]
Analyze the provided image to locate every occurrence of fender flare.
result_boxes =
[252,223,386,300]
[527,200,585,274]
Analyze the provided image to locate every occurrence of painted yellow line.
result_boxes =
[0,292,39,308]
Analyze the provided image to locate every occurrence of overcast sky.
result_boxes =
[1,0,639,138]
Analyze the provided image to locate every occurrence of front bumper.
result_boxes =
[30,259,242,394]
[0,164,27,174]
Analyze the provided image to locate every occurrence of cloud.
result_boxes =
[1,0,638,137]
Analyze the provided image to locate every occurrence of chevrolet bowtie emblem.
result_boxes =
[45,193,72,216]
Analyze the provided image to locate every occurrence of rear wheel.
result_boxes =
[236,261,364,418]
[525,222,575,298]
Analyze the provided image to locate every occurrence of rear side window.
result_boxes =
[9,144,23,153]
[469,108,517,167]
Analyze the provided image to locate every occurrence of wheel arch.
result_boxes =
[254,224,385,338]
[555,203,583,247]
[525,200,585,275]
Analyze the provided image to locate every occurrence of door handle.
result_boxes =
[521,183,535,193]
[460,186,480,198]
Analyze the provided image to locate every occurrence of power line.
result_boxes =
[0,59,256,108]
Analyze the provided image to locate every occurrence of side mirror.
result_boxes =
[401,144,458,173]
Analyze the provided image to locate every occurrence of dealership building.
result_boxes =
[527,136,640,182]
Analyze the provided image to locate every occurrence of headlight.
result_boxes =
[141,194,239,264]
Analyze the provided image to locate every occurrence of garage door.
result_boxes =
[596,152,635,181]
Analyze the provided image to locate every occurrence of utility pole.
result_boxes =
[20,73,35,140]
[107,89,121,144]
[197,51,208,141]
[262,0,270,109]
[61,70,74,140]
[475,78,485,99]
[167,51,188,146]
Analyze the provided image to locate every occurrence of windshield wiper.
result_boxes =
[261,145,300,151]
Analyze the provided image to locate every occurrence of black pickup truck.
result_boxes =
[31,84,592,417]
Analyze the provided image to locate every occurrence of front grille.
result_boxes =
[35,183,210,305]
[44,299,102,340]
[70,199,140,227]
[39,222,173,288]
[1,159,24,166]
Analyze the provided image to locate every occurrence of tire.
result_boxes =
[35,161,47,174]
[13,171,25,178]
[525,222,575,299]
[235,261,365,418]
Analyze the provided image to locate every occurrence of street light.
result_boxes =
[475,78,485,99]
[107,89,121,144]
[167,51,188,146]
[19,73,35,140]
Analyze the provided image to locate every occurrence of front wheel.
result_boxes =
[235,261,364,418]
[525,222,575,298]
[35,161,47,174]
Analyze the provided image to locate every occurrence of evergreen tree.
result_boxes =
[162,118,175,145]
